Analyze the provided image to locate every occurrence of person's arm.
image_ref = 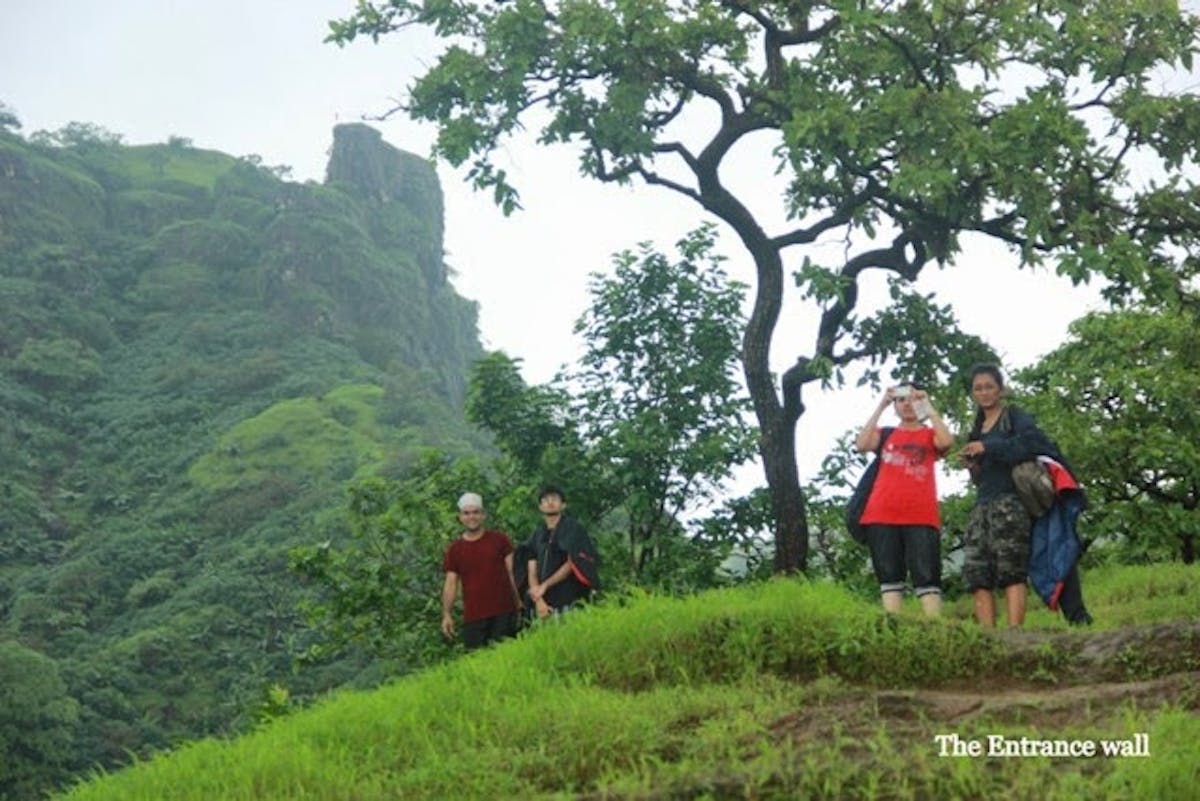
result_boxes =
[527,557,540,599]
[527,557,552,617]
[914,389,954,452]
[855,389,896,453]
[536,561,574,594]
[504,552,522,610]
[440,572,459,639]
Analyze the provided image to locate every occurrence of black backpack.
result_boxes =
[844,427,895,546]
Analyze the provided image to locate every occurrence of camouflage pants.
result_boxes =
[963,493,1032,591]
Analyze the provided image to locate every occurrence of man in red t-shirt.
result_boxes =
[441,493,522,650]
[854,384,955,616]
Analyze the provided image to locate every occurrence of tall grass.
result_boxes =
[942,561,1199,629]
[59,567,1199,800]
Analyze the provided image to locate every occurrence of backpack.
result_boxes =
[844,427,895,546]
[997,407,1064,518]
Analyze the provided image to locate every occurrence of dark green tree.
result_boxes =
[465,351,614,524]
[289,458,493,670]
[1018,305,1200,564]
[0,641,79,801]
[468,229,759,585]
[330,0,1200,570]
[570,226,756,577]
[29,121,124,150]
[467,352,582,480]
[0,102,19,132]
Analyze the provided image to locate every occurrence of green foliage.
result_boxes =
[466,351,576,473]
[130,262,220,312]
[0,140,108,247]
[53,566,1200,800]
[467,230,759,588]
[153,219,256,272]
[469,231,762,589]
[0,122,487,799]
[570,225,757,575]
[1102,710,1200,800]
[851,279,999,395]
[331,0,1200,572]
[289,466,477,670]
[188,384,389,491]
[30,121,124,151]
[0,101,20,131]
[0,640,79,801]
[9,336,102,392]
[1018,306,1200,563]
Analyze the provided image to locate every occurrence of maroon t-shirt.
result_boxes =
[442,530,516,623]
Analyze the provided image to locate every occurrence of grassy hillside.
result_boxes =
[0,122,487,796]
[57,563,1199,800]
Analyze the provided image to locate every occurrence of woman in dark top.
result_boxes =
[957,365,1051,628]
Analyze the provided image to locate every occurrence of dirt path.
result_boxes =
[771,621,1200,741]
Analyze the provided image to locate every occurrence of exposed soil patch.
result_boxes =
[579,622,1199,801]
[999,620,1200,682]
[768,621,1200,745]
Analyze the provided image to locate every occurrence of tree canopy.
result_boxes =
[1019,304,1200,564]
[570,226,757,576]
[0,641,79,800]
[331,0,1200,570]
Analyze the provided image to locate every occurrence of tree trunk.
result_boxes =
[740,240,808,573]
[760,409,808,573]
[696,161,810,572]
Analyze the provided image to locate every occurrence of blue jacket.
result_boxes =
[1029,484,1085,610]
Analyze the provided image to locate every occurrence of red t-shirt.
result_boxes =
[860,426,942,528]
[442,530,516,623]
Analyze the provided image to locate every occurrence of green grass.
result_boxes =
[940,561,1200,630]
[58,567,1200,800]
[117,144,240,189]
[188,383,390,490]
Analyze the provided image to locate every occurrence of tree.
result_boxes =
[289,458,493,669]
[465,351,616,525]
[466,230,758,584]
[1018,305,1200,564]
[330,0,1199,570]
[570,225,757,575]
[0,641,79,801]
[0,101,20,132]
[28,121,123,150]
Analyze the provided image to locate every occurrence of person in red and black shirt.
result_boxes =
[855,384,954,616]
[441,493,522,650]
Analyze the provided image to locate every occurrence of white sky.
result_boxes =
[2,0,1131,490]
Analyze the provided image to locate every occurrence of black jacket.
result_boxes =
[526,514,600,608]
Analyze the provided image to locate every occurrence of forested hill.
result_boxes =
[0,121,485,798]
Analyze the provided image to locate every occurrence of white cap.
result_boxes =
[457,492,484,511]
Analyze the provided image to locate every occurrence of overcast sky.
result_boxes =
[3,0,1128,489]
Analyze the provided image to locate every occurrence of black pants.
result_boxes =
[461,611,518,650]
[865,524,942,596]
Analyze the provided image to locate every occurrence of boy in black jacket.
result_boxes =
[526,484,600,618]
